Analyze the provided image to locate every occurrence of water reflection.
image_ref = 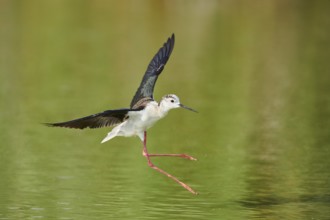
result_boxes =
[1,0,330,219]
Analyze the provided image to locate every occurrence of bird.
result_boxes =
[46,34,198,194]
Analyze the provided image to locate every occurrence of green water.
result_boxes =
[1,1,330,219]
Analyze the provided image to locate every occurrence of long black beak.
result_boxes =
[179,104,198,113]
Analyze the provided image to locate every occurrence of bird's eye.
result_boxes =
[171,99,174,103]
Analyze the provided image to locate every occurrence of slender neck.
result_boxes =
[158,100,170,118]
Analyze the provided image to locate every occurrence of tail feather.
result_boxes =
[101,131,117,143]
[100,121,126,143]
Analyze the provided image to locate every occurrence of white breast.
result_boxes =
[117,101,164,136]
[132,101,164,129]
[102,101,169,142]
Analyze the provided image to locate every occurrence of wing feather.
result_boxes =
[45,108,139,129]
[130,34,175,109]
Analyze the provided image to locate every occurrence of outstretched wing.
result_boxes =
[130,34,175,109]
[45,108,139,129]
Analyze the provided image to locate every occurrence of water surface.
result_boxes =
[1,1,330,219]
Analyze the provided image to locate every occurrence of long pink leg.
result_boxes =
[146,153,197,161]
[142,131,197,195]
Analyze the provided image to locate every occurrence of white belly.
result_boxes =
[101,101,166,143]
[123,102,163,134]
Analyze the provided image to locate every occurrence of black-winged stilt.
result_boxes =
[46,34,197,194]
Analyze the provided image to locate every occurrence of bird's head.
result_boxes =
[160,94,197,113]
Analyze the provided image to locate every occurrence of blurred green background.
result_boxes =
[1,0,330,219]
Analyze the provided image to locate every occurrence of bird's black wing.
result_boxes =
[130,34,175,109]
[45,108,141,129]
